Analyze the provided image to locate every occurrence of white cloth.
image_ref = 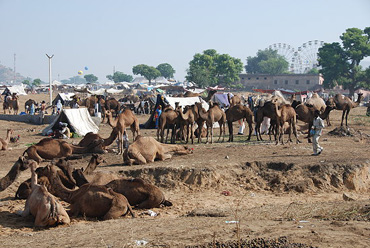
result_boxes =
[313,116,325,136]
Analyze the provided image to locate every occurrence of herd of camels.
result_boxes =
[0,89,365,227]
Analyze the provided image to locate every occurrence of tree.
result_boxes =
[186,49,243,88]
[23,78,41,90]
[84,74,98,83]
[318,27,370,96]
[132,64,161,85]
[245,49,289,74]
[106,72,133,83]
[156,63,176,79]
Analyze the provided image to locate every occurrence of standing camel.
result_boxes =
[157,107,180,144]
[175,105,197,144]
[105,109,140,154]
[255,101,279,141]
[274,103,300,145]
[225,104,253,142]
[333,93,363,126]
[195,102,226,144]
[3,95,19,115]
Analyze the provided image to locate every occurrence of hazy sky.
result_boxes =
[0,0,369,83]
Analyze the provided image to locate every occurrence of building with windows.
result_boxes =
[237,73,324,91]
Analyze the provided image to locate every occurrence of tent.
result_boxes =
[2,85,27,96]
[142,94,209,129]
[212,93,230,108]
[52,93,75,106]
[42,108,99,136]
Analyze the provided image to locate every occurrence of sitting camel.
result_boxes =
[18,160,70,227]
[0,129,13,150]
[106,178,173,209]
[0,156,30,192]
[77,128,119,154]
[23,137,104,164]
[123,136,193,165]
[47,165,135,220]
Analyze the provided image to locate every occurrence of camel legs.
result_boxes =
[227,121,233,142]
[345,109,350,127]
[340,109,346,126]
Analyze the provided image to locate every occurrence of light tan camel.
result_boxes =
[106,109,140,154]
[0,156,30,192]
[227,93,241,106]
[274,103,300,145]
[295,104,335,142]
[333,93,363,126]
[306,93,326,111]
[175,105,196,144]
[23,137,104,164]
[106,178,173,209]
[195,102,226,144]
[0,129,13,150]
[18,160,70,227]
[123,136,193,165]
[225,104,253,142]
[157,107,180,144]
[48,165,135,220]
[78,128,119,154]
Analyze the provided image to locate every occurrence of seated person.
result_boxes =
[53,122,70,139]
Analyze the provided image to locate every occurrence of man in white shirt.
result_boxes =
[311,110,325,156]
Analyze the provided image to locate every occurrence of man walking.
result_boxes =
[311,110,325,156]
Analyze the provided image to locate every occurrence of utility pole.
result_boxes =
[46,54,54,106]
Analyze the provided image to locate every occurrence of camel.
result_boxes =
[157,107,180,144]
[48,166,135,220]
[175,105,196,144]
[225,104,253,142]
[77,127,119,154]
[106,178,173,209]
[123,136,193,165]
[255,101,279,141]
[333,93,363,126]
[0,129,13,150]
[0,156,30,192]
[3,95,19,115]
[18,160,70,227]
[23,137,104,164]
[295,104,335,142]
[227,93,241,106]
[274,103,300,145]
[195,102,226,144]
[24,99,38,114]
[102,98,120,122]
[106,109,140,154]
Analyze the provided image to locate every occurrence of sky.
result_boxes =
[0,0,369,84]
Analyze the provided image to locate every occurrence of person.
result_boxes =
[40,101,46,114]
[56,100,63,115]
[311,110,325,156]
[30,102,35,115]
[53,122,70,139]
[154,105,162,129]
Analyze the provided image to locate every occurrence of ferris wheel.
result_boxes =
[297,40,325,73]
[268,40,324,74]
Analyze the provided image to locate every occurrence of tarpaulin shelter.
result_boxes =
[42,108,99,136]
[52,93,75,106]
[2,85,27,96]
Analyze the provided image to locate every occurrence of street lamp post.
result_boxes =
[46,54,54,106]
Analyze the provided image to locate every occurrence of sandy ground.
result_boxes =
[0,93,369,248]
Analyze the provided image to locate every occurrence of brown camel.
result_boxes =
[23,137,104,164]
[295,104,335,142]
[225,104,253,142]
[101,97,120,122]
[3,95,19,114]
[157,107,180,144]
[0,156,30,192]
[24,99,38,114]
[77,127,119,154]
[195,102,226,144]
[175,105,197,144]
[333,93,363,126]
[0,129,13,150]
[274,103,300,145]
[48,166,135,220]
[18,160,70,227]
[106,178,173,209]
[227,93,241,106]
[106,109,140,154]
[123,136,193,165]
[255,101,279,141]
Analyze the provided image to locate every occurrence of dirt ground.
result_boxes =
[0,93,369,248]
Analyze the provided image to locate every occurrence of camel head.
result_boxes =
[357,93,364,102]
[18,157,34,171]
[92,154,105,164]
[326,98,336,109]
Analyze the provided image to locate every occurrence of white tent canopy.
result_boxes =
[2,84,27,96]
[42,108,99,136]
[164,96,209,111]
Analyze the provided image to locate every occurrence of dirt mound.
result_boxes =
[186,236,317,248]
[240,161,370,193]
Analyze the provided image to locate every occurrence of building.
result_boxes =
[237,73,324,92]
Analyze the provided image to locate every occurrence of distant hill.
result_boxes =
[0,64,25,85]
